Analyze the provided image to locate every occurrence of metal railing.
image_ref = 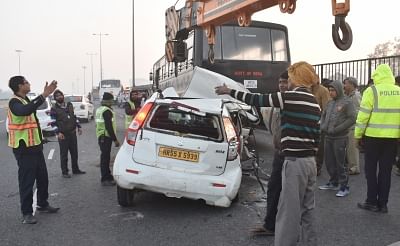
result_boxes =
[313,55,400,88]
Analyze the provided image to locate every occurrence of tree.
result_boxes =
[368,37,400,58]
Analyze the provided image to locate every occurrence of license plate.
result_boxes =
[158,146,199,162]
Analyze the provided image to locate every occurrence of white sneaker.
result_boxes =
[336,188,350,197]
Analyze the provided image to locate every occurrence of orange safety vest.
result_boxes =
[7,96,42,148]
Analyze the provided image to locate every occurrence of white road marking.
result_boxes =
[33,189,37,215]
[48,149,55,160]
[0,120,4,123]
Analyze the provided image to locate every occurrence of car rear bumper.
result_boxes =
[113,142,242,207]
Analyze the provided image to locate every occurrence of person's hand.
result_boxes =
[57,132,65,140]
[215,83,232,95]
[42,80,58,97]
[114,140,120,147]
[78,128,82,135]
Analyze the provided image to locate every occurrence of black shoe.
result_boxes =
[250,225,275,236]
[379,205,388,213]
[101,180,116,186]
[73,170,86,175]
[37,205,60,213]
[62,174,72,178]
[22,214,37,224]
[357,202,379,212]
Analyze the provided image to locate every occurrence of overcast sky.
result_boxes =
[1,0,398,94]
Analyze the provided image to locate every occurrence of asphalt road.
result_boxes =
[0,104,399,246]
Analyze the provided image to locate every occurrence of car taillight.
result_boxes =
[126,102,154,146]
[80,104,85,110]
[223,117,239,161]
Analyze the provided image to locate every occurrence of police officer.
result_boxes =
[355,64,400,213]
[50,90,85,178]
[8,76,60,224]
[124,90,141,129]
[95,92,120,186]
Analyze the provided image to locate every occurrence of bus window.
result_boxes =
[271,29,288,62]
[221,26,272,61]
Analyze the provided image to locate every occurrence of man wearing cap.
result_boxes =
[215,61,320,246]
[95,92,120,186]
[50,89,85,178]
[343,77,361,175]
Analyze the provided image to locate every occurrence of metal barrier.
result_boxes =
[314,55,400,89]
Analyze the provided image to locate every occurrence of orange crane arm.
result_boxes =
[165,0,352,63]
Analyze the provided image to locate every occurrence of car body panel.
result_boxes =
[114,141,241,207]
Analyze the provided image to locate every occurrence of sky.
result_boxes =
[0,0,399,94]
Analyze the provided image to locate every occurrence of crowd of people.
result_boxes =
[6,63,400,246]
[215,62,400,246]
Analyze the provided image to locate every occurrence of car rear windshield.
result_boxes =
[149,105,222,140]
[65,96,82,102]
[37,101,48,110]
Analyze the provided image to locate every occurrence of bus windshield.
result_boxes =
[204,26,288,62]
[152,21,290,94]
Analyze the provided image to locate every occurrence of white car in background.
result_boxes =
[64,95,94,122]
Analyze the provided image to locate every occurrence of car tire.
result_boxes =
[117,185,135,207]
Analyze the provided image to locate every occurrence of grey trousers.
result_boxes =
[274,157,317,246]
[324,136,349,188]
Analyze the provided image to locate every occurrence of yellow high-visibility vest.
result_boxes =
[95,106,116,138]
[7,96,42,148]
[125,100,135,129]
[355,65,400,139]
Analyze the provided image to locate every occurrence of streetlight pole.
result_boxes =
[15,49,23,75]
[87,53,97,92]
[92,33,109,83]
[132,1,135,87]
[82,66,87,95]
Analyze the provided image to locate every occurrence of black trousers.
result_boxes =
[98,136,114,182]
[264,151,284,231]
[364,136,397,207]
[58,131,79,174]
[14,151,49,215]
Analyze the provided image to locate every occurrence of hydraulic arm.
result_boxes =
[165,0,352,63]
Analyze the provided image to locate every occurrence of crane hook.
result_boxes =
[332,15,352,51]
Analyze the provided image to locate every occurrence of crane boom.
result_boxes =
[165,0,352,63]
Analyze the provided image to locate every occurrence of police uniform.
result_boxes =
[95,93,117,183]
[355,64,400,211]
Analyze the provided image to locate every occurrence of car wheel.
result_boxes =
[117,185,135,207]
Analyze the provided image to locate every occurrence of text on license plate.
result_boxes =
[158,147,199,162]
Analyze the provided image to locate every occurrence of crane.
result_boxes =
[165,0,352,63]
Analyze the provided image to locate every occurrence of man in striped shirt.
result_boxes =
[215,61,321,246]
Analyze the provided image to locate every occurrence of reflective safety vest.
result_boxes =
[125,100,135,129]
[95,106,116,138]
[7,96,42,148]
[355,84,400,138]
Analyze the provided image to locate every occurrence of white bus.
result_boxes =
[99,79,121,101]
